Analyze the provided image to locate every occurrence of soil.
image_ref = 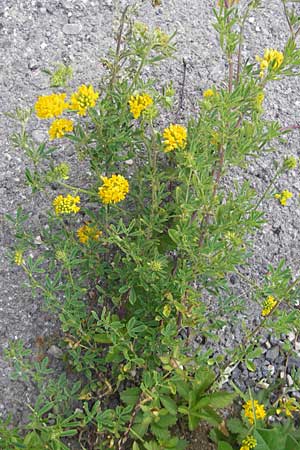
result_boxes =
[186,423,216,450]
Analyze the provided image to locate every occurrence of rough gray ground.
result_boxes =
[1,0,300,425]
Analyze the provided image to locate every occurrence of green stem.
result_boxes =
[57,181,97,198]
[253,167,282,210]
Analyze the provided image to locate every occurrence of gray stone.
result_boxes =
[266,346,280,361]
[288,357,300,369]
[48,345,63,359]
[32,129,47,143]
[62,23,83,35]
[287,374,294,387]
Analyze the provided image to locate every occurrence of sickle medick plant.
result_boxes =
[3,1,300,449]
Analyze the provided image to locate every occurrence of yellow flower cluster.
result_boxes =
[274,189,293,206]
[53,194,80,215]
[14,250,24,266]
[77,224,102,244]
[98,174,129,204]
[48,118,74,140]
[203,88,215,98]
[256,48,284,78]
[129,93,153,119]
[35,93,68,119]
[276,396,299,417]
[255,92,264,110]
[240,435,257,450]
[163,124,187,152]
[243,400,266,424]
[261,295,277,317]
[283,156,297,171]
[53,163,70,180]
[70,84,99,116]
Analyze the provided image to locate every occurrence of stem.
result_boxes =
[56,181,97,198]
[228,57,234,93]
[282,0,295,39]
[110,6,129,87]
[236,2,252,83]
[176,58,187,119]
[253,167,282,210]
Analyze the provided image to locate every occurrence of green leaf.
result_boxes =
[205,392,236,408]
[226,418,247,435]
[218,442,234,450]
[168,229,180,245]
[120,387,140,406]
[286,434,300,450]
[160,396,177,415]
[92,333,112,344]
[132,442,140,450]
[129,288,137,305]
[245,359,256,372]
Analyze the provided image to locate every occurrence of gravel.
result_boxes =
[1,0,300,425]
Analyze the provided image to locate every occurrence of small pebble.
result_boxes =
[48,345,63,359]
[62,23,83,35]
[287,374,294,387]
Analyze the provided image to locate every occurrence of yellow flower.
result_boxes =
[243,400,266,424]
[276,397,299,417]
[14,250,24,266]
[98,174,129,204]
[48,118,74,140]
[53,194,80,215]
[129,93,153,119]
[163,124,187,152]
[203,88,214,98]
[35,93,68,119]
[53,163,70,180]
[69,84,99,116]
[77,224,102,244]
[256,49,284,78]
[274,189,293,206]
[283,156,297,171]
[240,435,257,450]
[261,295,277,317]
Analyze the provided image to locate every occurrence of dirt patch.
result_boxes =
[186,423,216,450]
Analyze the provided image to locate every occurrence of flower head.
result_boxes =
[129,93,153,119]
[77,224,102,244]
[48,118,74,140]
[256,49,284,78]
[243,400,266,424]
[274,189,293,206]
[262,295,277,317]
[98,174,129,204]
[163,124,187,152]
[35,93,68,119]
[70,85,99,116]
[14,250,24,266]
[53,194,80,215]
[283,156,297,171]
[203,88,215,98]
[240,435,257,450]
[53,163,70,180]
[276,396,299,417]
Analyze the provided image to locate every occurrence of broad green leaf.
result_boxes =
[120,387,140,406]
[160,396,177,415]
[286,434,300,450]
[92,333,112,344]
[226,418,247,435]
[205,392,236,408]
[218,442,234,450]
